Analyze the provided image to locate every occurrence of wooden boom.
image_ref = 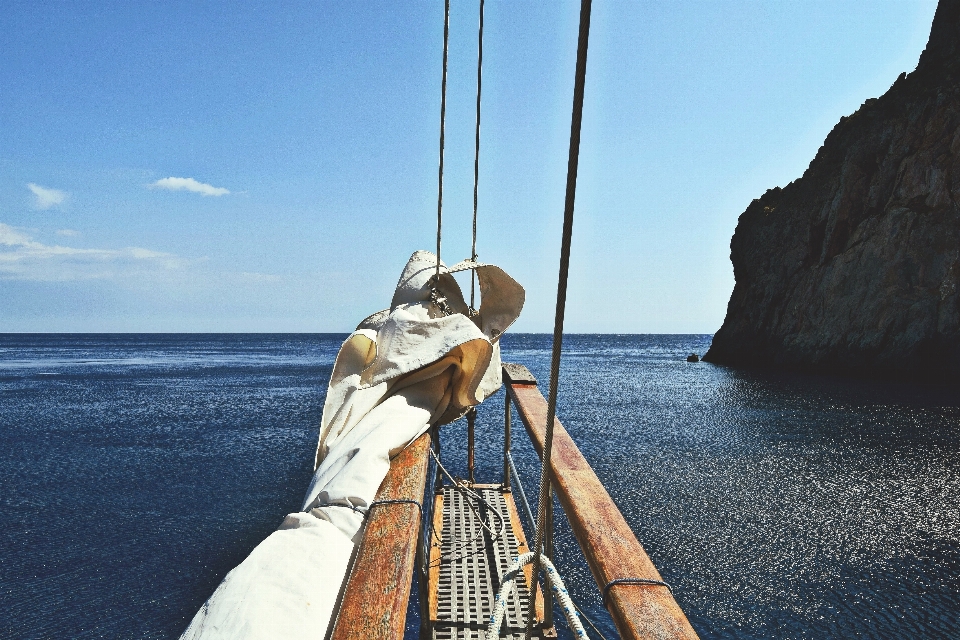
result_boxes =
[504,374,700,640]
[328,432,431,640]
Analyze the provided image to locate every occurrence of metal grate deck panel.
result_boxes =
[429,485,545,640]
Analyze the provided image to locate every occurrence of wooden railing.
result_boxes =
[328,361,699,640]
[328,432,431,640]
[504,365,700,640]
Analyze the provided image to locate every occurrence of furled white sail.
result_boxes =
[180,250,523,639]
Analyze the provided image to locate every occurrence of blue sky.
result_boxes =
[0,1,939,333]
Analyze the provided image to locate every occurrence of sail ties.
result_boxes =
[602,577,673,607]
[320,499,423,521]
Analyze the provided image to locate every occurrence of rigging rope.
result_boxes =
[436,0,451,278]
[429,446,507,566]
[425,3,599,636]
[525,0,593,638]
[463,0,486,484]
[470,0,485,310]
[488,553,586,640]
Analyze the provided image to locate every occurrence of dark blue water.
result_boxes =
[2,334,958,639]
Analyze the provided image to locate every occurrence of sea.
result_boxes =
[1,333,958,639]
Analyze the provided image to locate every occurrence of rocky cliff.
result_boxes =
[705,1,960,381]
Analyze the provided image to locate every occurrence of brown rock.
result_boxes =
[705,1,960,380]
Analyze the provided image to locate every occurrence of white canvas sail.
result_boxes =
[181,250,523,639]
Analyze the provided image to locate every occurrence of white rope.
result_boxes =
[487,552,587,639]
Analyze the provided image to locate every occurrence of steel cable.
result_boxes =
[525,0,593,638]
[470,0,485,310]
[435,0,450,278]
[428,446,507,567]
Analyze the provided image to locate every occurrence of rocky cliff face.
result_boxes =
[705,2,960,380]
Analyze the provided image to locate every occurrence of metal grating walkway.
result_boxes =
[428,485,547,639]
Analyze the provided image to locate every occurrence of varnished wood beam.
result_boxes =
[505,378,699,640]
[328,432,431,640]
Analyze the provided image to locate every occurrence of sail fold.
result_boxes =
[180,250,523,639]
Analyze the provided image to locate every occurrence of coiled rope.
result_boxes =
[524,0,593,639]
[487,553,587,639]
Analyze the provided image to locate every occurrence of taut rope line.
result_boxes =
[435,0,451,278]
[525,0,593,637]
[465,0,486,485]
[470,0,485,310]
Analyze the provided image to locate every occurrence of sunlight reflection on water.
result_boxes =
[1,334,958,639]
[446,334,960,639]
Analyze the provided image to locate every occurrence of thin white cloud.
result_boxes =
[150,177,230,197]
[56,229,79,237]
[239,271,282,283]
[0,222,183,281]
[0,224,33,246]
[27,183,68,209]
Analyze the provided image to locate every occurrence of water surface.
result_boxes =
[1,334,958,638]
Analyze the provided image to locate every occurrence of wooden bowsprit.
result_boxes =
[326,362,698,640]
[502,363,699,640]
[328,433,432,640]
